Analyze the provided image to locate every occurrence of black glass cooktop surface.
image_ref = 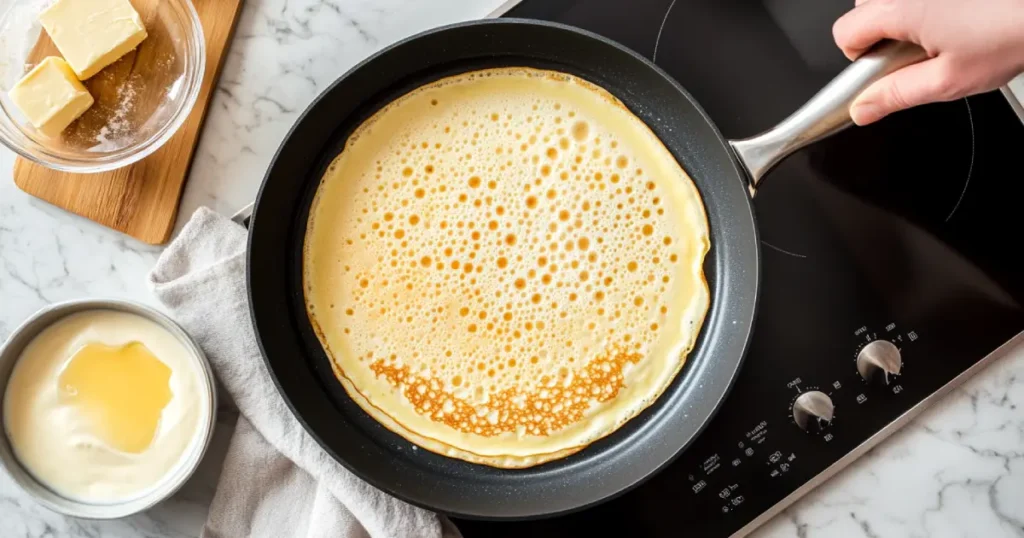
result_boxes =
[453,0,1024,536]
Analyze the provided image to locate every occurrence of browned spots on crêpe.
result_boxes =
[369,344,643,437]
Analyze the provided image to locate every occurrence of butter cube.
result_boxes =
[38,0,148,80]
[9,57,94,137]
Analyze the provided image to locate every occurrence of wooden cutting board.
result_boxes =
[13,0,244,245]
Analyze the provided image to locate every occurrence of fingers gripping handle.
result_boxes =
[728,40,929,195]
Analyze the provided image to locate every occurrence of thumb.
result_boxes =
[850,59,952,125]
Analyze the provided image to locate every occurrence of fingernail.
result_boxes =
[850,102,881,126]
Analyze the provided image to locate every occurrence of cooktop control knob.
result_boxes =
[857,339,902,384]
[792,391,834,431]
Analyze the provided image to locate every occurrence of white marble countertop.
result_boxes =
[1,0,1023,536]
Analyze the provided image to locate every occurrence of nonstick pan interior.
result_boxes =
[247,18,760,519]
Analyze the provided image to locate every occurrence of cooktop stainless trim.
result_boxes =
[1000,82,1024,122]
[230,204,251,225]
[487,0,523,17]
[734,330,1024,537]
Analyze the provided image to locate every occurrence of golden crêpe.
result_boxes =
[303,67,710,468]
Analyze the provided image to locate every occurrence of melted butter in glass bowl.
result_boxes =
[0,0,205,173]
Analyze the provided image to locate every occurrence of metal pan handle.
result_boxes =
[729,40,929,196]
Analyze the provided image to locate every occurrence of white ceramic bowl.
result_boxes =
[0,298,217,518]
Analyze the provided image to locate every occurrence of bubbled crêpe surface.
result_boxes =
[303,68,710,468]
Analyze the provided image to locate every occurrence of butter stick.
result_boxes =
[9,57,94,137]
[38,0,148,80]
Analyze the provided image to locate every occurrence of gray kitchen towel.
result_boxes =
[148,207,459,538]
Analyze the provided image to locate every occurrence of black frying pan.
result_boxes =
[246,19,926,519]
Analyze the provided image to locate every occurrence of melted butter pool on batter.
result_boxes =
[58,341,173,454]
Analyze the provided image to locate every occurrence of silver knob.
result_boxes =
[857,340,902,384]
[792,391,834,431]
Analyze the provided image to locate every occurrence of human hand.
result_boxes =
[833,0,1024,125]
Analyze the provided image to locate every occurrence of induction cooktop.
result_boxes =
[451,0,1024,536]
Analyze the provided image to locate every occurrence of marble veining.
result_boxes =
[0,0,1022,537]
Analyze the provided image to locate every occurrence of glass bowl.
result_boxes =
[0,0,205,173]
